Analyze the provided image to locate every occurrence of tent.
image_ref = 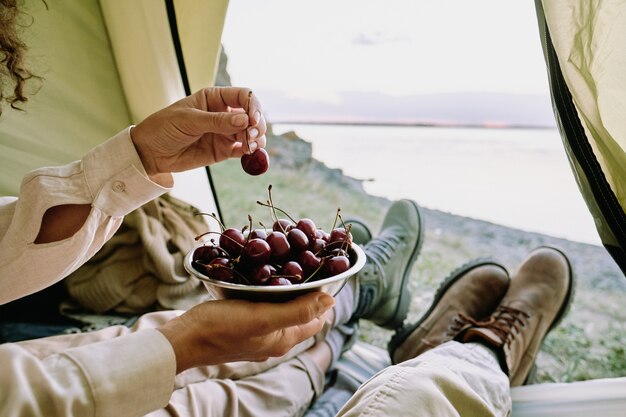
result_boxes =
[0,0,624,415]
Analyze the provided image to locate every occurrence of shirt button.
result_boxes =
[112,181,126,192]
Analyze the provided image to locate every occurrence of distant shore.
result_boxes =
[268,119,557,130]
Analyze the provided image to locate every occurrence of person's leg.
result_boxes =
[338,246,573,417]
[146,353,325,417]
[337,341,510,417]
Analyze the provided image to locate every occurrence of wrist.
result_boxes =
[129,126,173,187]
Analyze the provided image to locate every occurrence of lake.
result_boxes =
[272,124,600,245]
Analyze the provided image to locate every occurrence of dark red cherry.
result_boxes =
[250,264,273,285]
[298,250,322,275]
[329,227,353,246]
[242,238,271,265]
[282,261,304,283]
[310,238,326,254]
[219,228,245,257]
[207,257,235,282]
[296,218,317,240]
[273,219,294,233]
[250,228,268,240]
[325,255,350,276]
[266,231,291,261]
[269,277,292,286]
[193,245,223,263]
[287,228,309,253]
[241,148,270,176]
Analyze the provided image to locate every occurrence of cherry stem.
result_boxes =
[330,208,341,231]
[267,185,285,227]
[244,214,253,246]
[196,212,226,232]
[302,258,327,284]
[194,231,245,248]
[244,91,253,155]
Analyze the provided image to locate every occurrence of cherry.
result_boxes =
[298,250,322,275]
[273,219,294,233]
[309,238,327,254]
[329,227,353,246]
[207,257,235,282]
[250,264,274,285]
[250,228,267,240]
[241,148,270,176]
[329,248,348,258]
[219,228,246,257]
[281,261,304,283]
[287,228,309,253]
[296,218,317,241]
[242,238,271,265]
[324,255,350,276]
[192,244,223,263]
[266,231,290,262]
[269,277,292,286]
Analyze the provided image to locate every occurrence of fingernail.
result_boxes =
[249,141,258,151]
[249,127,259,139]
[254,111,261,125]
[232,113,248,127]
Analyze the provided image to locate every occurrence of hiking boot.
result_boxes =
[351,199,423,330]
[461,246,574,386]
[388,259,510,364]
[344,217,373,246]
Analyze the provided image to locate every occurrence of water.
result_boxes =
[273,124,600,245]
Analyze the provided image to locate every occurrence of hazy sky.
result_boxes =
[221,0,551,104]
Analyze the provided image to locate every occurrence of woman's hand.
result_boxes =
[131,87,267,184]
[157,292,335,373]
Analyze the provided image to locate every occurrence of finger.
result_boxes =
[205,87,262,114]
[253,292,335,335]
[250,113,267,136]
[185,109,249,137]
[270,318,326,357]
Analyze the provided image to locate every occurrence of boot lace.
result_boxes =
[474,306,530,347]
[445,312,487,337]
[365,233,402,267]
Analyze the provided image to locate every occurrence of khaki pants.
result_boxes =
[18,319,511,417]
[337,341,511,417]
[18,310,326,417]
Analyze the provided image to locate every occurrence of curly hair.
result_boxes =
[0,0,41,115]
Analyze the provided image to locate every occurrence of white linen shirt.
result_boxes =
[0,128,177,417]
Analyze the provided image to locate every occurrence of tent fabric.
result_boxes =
[98,0,229,223]
[537,0,626,274]
[0,0,132,197]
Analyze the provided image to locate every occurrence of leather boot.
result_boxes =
[388,259,510,364]
[461,246,574,386]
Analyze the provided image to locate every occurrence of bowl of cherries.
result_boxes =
[184,187,366,303]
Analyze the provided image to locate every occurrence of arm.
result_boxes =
[0,87,267,304]
[0,293,334,417]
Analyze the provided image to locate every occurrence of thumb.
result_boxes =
[186,109,249,136]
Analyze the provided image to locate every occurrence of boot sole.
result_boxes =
[378,200,425,330]
[521,245,576,384]
[388,258,508,363]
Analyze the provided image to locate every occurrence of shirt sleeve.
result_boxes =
[0,127,170,304]
[0,329,176,417]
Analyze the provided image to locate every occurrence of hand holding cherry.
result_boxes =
[240,91,270,176]
[130,87,268,185]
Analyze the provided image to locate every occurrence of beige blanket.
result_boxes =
[65,194,212,314]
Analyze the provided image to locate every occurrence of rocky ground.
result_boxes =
[211,124,626,383]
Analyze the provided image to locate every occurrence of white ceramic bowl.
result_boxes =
[184,243,366,303]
